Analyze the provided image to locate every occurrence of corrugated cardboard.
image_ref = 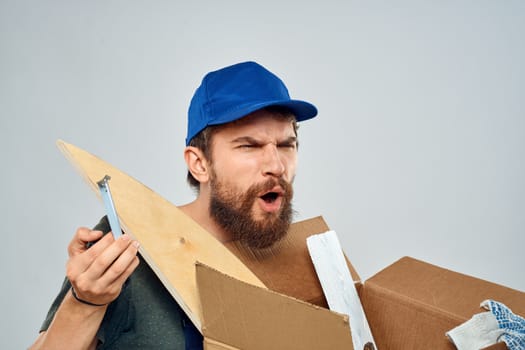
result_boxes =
[196,255,524,350]
[196,262,354,350]
[483,342,509,350]
[225,216,361,308]
[361,256,525,350]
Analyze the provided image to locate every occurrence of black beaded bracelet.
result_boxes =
[70,287,107,307]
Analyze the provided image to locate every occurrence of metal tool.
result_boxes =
[97,175,122,238]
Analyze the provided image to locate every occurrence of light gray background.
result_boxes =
[2,1,524,348]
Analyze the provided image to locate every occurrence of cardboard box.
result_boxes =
[196,216,358,349]
[196,218,525,350]
[224,216,360,308]
[360,256,525,350]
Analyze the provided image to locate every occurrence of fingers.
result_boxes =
[66,231,115,278]
[72,239,140,304]
[83,235,140,283]
[68,227,104,256]
[66,227,140,305]
[108,254,140,291]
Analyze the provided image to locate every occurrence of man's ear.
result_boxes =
[184,146,210,184]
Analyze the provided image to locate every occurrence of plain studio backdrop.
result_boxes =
[1,1,524,348]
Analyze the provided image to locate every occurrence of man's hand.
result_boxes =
[29,227,140,350]
[66,227,140,306]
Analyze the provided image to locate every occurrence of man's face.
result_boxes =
[207,110,298,249]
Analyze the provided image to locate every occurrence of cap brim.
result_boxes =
[208,99,318,128]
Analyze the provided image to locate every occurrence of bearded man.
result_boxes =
[30,61,317,350]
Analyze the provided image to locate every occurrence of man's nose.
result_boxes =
[262,144,285,177]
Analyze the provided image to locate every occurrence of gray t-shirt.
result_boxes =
[40,217,201,349]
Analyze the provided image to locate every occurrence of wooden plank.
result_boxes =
[57,140,266,331]
[307,230,377,350]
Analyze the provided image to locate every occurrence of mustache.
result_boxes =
[250,177,291,196]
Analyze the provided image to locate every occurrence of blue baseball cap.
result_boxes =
[186,61,318,145]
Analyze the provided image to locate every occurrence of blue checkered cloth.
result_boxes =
[482,300,525,350]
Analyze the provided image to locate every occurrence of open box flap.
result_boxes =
[196,262,355,350]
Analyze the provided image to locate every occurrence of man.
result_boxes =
[30,61,318,349]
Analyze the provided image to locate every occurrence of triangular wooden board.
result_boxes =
[56,140,266,331]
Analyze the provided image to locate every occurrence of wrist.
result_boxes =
[70,288,108,307]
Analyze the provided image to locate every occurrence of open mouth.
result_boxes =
[260,191,280,203]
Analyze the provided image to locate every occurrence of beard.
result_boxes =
[209,175,294,250]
